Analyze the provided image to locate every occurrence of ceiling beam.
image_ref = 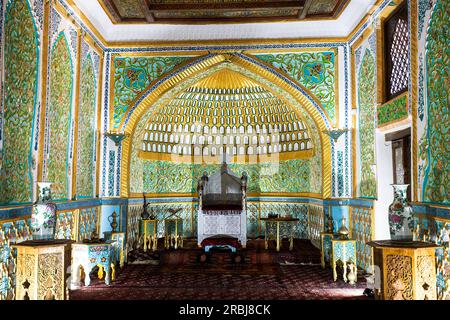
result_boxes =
[298,0,312,19]
[147,1,304,12]
[139,0,155,22]
[100,0,122,23]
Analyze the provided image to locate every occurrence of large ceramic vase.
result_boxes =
[31,182,57,240]
[388,184,414,241]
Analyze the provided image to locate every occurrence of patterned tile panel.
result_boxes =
[349,206,374,273]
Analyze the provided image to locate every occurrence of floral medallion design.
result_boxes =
[423,0,449,204]
[112,56,192,129]
[255,52,336,124]
[0,0,39,204]
[47,33,73,200]
[357,49,377,198]
[77,54,96,198]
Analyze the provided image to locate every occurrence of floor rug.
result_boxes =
[70,239,371,300]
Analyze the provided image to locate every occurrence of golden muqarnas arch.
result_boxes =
[119,53,332,199]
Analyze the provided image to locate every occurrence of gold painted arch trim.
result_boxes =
[120,53,332,199]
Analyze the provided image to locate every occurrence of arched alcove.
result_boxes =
[120,53,332,199]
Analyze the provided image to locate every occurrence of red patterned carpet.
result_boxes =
[70,240,371,300]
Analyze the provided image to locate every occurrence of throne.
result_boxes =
[197,162,248,250]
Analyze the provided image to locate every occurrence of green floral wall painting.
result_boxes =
[423,0,449,204]
[141,159,313,194]
[255,52,337,124]
[112,56,192,129]
[358,49,377,198]
[77,54,96,198]
[46,33,73,200]
[0,0,39,204]
[377,93,408,127]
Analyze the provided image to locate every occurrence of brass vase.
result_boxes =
[108,211,118,232]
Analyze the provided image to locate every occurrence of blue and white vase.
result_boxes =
[31,182,57,240]
[388,184,414,241]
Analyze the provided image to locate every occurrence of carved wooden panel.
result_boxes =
[416,255,437,300]
[13,241,72,300]
[386,254,413,300]
[37,253,63,300]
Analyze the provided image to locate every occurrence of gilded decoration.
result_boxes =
[77,53,96,198]
[112,55,192,129]
[357,49,377,198]
[386,254,413,300]
[0,0,39,204]
[422,0,449,204]
[255,52,337,124]
[46,33,74,200]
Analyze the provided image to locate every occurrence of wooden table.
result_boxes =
[13,239,74,300]
[331,238,357,284]
[164,218,183,249]
[70,242,115,289]
[368,240,441,300]
[260,217,299,252]
[139,219,158,252]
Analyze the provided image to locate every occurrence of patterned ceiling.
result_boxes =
[99,0,349,24]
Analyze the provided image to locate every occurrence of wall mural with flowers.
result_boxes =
[46,32,74,200]
[417,0,449,204]
[0,0,39,204]
[111,55,193,130]
[254,52,337,125]
[357,48,377,199]
[140,159,313,194]
[76,49,97,198]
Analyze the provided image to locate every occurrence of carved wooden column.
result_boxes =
[368,240,440,300]
[12,240,74,300]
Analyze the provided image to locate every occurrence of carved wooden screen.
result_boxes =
[384,2,409,101]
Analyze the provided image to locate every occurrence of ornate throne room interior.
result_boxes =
[0,0,448,302]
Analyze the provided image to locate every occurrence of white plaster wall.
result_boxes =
[373,129,393,240]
